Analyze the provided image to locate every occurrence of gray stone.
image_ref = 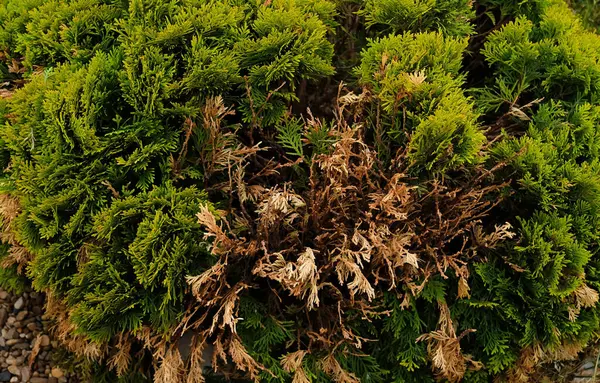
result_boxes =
[575,360,598,378]
[7,364,19,375]
[5,329,16,340]
[20,367,30,382]
[581,361,595,371]
[0,372,9,382]
[13,298,24,310]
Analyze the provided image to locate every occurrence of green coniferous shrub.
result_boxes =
[2,0,600,382]
[568,0,600,30]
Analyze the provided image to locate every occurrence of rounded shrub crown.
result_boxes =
[1,0,600,382]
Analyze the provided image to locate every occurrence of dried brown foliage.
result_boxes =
[416,302,480,381]
[0,193,32,271]
[281,350,310,383]
[44,292,108,361]
[505,340,588,382]
[155,347,185,383]
[108,333,133,376]
[178,91,512,381]
[29,334,42,368]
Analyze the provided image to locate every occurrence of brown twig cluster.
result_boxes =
[162,92,516,382]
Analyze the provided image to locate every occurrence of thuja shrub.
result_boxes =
[2,0,600,382]
[568,0,600,30]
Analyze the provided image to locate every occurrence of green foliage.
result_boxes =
[460,2,600,376]
[569,0,600,31]
[0,244,27,293]
[358,0,474,37]
[357,32,485,173]
[479,2,600,111]
[67,185,212,342]
[0,0,123,68]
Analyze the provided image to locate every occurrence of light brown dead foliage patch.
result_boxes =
[505,339,587,383]
[108,333,133,376]
[0,193,32,271]
[155,346,185,383]
[29,334,43,368]
[282,350,310,383]
[45,292,147,380]
[186,335,207,383]
[417,302,480,382]
[178,90,512,382]
[321,353,360,383]
[44,292,108,361]
[172,96,251,182]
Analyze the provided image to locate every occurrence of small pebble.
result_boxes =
[15,311,27,322]
[50,368,63,379]
[40,335,50,347]
[13,297,24,310]
[20,367,31,382]
[11,343,29,350]
[7,364,19,375]
[5,339,20,346]
[5,329,16,340]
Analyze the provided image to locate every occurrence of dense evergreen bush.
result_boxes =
[568,0,600,30]
[1,0,600,382]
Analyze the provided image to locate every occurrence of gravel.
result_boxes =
[0,288,78,382]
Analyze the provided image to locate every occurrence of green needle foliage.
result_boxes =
[1,0,600,382]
